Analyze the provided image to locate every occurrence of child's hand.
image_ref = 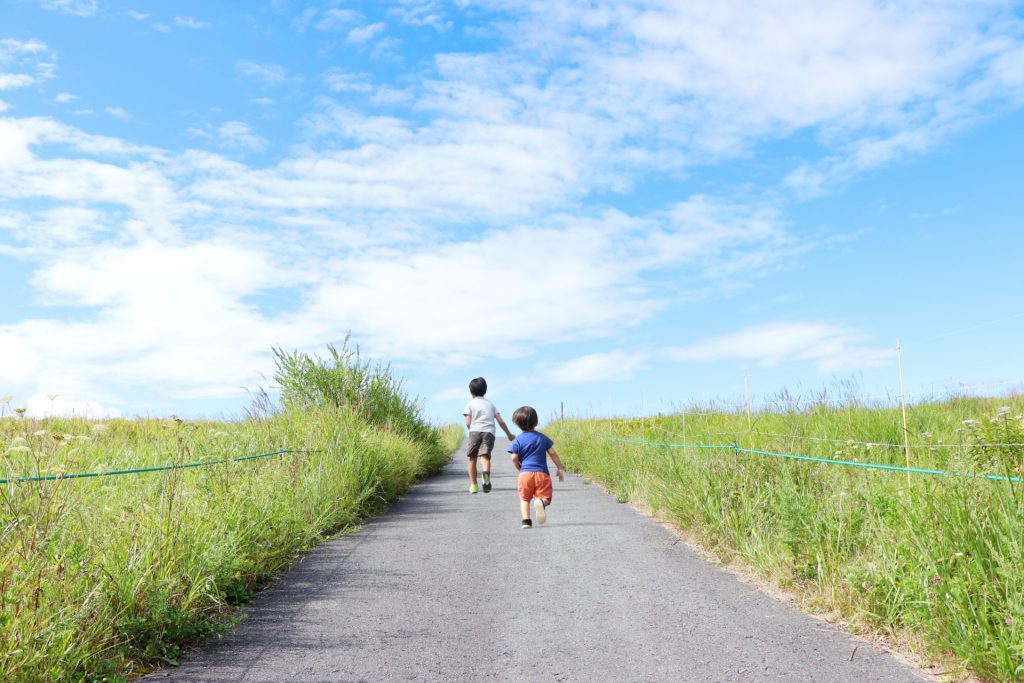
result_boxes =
[557,469,564,482]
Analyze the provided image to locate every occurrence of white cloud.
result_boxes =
[0,74,34,90]
[218,121,267,152]
[665,322,894,372]
[105,106,132,121]
[3,238,303,410]
[175,16,211,30]
[54,92,76,103]
[449,0,1024,187]
[38,0,97,17]
[547,350,646,384]
[128,10,150,21]
[347,22,386,44]
[0,38,54,91]
[236,60,288,86]
[0,100,8,112]
[317,9,362,31]
[323,68,373,93]
[391,1,452,31]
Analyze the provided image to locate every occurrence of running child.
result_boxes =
[463,377,515,494]
[508,405,565,528]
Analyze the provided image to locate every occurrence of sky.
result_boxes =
[1,0,1024,426]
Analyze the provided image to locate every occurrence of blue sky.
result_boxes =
[1,0,1023,425]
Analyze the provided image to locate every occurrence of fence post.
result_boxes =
[897,338,912,486]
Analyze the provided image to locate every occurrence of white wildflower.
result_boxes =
[962,420,979,427]
[998,406,1011,416]
[33,429,47,437]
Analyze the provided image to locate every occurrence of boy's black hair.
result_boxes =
[512,406,538,431]
[469,377,487,397]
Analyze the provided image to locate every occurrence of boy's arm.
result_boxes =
[495,413,515,441]
[509,442,522,471]
[464,414,472,429]
[548,447,565,482]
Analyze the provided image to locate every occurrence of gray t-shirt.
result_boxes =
[463,397,500,434]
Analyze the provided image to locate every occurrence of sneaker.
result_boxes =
[533,498,547,525]
[469,484,479,494]
[482,472,491,492]
[521,519,532,529]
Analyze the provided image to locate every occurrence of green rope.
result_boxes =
[736,446,1023,484]
[0,449,321,485]
[567,431,1023,484]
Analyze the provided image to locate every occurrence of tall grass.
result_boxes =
[0,347,462,682]
[547,394,1024,681]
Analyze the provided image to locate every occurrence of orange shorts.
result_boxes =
[518,471,553,504]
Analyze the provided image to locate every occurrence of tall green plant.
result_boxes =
[272,341,435,446]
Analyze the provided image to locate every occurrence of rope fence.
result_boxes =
[567,431,1024,484]
[0,448,321,485]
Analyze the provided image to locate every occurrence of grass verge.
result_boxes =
[547,395,1024,681]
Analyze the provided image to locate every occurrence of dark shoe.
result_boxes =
[521,519,532,529]
[482,472,491,492]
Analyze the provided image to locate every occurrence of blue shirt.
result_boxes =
[508,430,554,473]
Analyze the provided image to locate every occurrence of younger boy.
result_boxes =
[463,377,515,494]
[508,405,565,528]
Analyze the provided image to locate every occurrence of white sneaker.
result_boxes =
[533,498,547,525]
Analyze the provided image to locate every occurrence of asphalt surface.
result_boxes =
[145,438,927,682]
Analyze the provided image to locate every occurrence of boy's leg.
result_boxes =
[534,474,553,524]
[465,432,484,492]
[480,455,491,492]
[479,434,495,492]
[518,472,535,527]
[537,472,553,507]
[467,456,478,492]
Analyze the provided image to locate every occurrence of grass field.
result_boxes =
[547,394,1024,682]
[0,345,462,682]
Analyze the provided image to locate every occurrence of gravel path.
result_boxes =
[145,439,927,682]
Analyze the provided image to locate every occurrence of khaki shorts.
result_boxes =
[465,431,495,459]
[518,471,553,504]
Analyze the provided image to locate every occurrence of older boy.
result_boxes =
[463,377,514,494]
[508,405,565,528]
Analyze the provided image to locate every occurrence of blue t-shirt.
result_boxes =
[508,430,554,473]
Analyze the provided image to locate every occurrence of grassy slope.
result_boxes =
[547,396,1024,682]
[0,409,462,682]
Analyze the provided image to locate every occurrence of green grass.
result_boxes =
[0,346,463,682]
[547,395,1024,681]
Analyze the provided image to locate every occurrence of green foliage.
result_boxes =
[272,340,436,447]
[548,396,1024,681]
[0,374,463,682]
